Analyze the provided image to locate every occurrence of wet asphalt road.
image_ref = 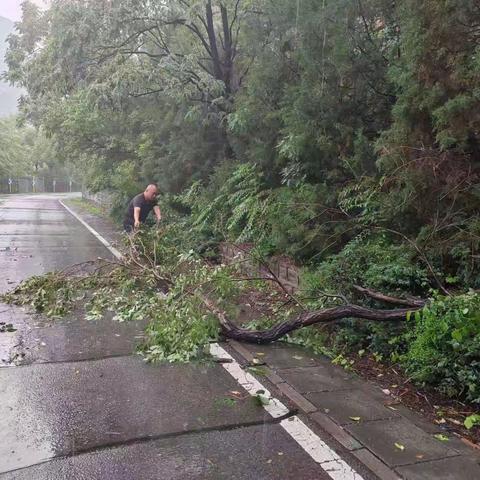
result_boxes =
[0,194,336,479]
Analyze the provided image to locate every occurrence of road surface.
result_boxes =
[0,194,367,479]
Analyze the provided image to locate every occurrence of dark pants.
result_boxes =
[123,223,134,233]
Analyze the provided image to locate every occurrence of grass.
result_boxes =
[66,198,105,216]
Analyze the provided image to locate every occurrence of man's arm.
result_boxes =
[133,207,141,229]
[153,205,162,223]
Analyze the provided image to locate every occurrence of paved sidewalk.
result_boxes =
[227,340,480,480]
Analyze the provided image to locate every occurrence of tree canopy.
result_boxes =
[0,116,59,177]
[5,0,480,283]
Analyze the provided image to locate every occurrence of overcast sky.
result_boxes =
[0,0,49,22]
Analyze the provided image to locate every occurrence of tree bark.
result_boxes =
[220,4,233,94]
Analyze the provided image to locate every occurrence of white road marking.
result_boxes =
[210,343,289,418]
[59,200,123,260]
[210,343,365,480]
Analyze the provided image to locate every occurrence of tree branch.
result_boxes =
[205,0,223,81]
[353,285,426,307]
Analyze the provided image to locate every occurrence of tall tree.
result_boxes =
[5,0,264,191]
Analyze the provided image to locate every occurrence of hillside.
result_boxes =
[0,16,22,117]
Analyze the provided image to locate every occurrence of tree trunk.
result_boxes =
[205,0,223,82]
[220,4,233,94]
[201,296,422,344]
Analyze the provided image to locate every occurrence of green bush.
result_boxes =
[180,162,350,260]
[404,293,480,403]
[303,235,429,299]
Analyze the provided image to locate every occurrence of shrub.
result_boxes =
[297,235,429,358]
[404,293,480,403]
[303,234,430,300]
[181,162,350,260]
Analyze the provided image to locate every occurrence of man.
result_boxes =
[123,184,162,232]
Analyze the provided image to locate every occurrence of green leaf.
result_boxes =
[464,414,480,430]
[247,366,268,376]
[253,392,270,406]
[434,434,449,442]
[451,329,463,342]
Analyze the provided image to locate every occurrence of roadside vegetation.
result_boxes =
[66,197,106,217]
[2,0,480,419]
[0,116,61,178]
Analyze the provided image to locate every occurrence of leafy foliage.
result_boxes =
[303,235,430,299]
[178,162,349,260]
[0,117,61,178]
[1,227,241,363]
[5,1,480,286]
[2,272,78,316]
[404,293,480,403]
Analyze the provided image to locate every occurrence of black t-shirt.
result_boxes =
[124,193,156,226]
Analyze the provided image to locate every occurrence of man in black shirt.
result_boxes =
[123,184,162,232]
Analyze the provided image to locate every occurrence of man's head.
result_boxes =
[144,184,159,202]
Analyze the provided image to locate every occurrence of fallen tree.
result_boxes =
[203,297,421,344]
[1,228,428,358]
[4,227,480,408]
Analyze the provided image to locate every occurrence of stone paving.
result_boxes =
[228,341,480,480]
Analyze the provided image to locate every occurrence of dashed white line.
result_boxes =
[59,200,123,260]
[210,343,365,480]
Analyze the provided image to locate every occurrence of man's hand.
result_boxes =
[134,219,140,229]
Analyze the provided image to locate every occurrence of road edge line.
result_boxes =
[59,200,123,260]
[210,343,366,480]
